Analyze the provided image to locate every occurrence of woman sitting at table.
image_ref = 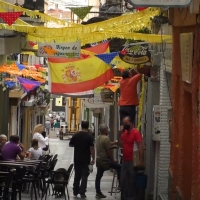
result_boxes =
[1,135,25,161]
[28,139,43,160]
[32,124,49,149]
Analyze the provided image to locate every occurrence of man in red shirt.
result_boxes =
[118,69,141,128]
[119,116,144,200]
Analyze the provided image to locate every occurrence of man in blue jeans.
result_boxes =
[95,124,121,198]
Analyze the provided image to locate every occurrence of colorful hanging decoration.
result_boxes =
[69,6,93,20]
[120,50,127,55]
[84,42,110,54]
[136,7,147,11]
[16,63,26,71]
[17,77,43,93]
[137,75,147,130]
[81,54,90,59]
[29,41,36,47]
[0,6,172,44]
[0,63,46,83]
[0,11,22,25]
[95,52,119,65]
[34,64,41,70]
[5,81,15,88]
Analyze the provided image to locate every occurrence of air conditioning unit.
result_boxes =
[100,88,114,103]
[152,105,161,141]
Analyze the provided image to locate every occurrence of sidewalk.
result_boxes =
[51,138,121,200]
[22,136,121,200]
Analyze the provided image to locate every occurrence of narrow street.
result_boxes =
[21,132,121,200]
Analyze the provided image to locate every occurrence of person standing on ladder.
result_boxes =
[45,119,51,136]
[118,69,141,130]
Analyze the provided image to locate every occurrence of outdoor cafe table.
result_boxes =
[0,159,43,168]
[0,160,43,200]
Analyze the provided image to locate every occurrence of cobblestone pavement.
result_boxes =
[21,133,121,200]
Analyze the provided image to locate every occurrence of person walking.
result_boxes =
[118,69,141,129]
[69,121,95,198]
[45,119,51,136]
[95,124,121,198]
[118,116,144,200]
[54,120,60,137]
[59,127,64,140]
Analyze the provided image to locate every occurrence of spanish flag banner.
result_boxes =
[48,56,114,94]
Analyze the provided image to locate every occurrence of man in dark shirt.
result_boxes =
[69,121,95,198]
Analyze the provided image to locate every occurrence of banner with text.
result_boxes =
[38,41,81,58]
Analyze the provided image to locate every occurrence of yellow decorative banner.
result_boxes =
[26,32,172,45]
[0,6,160,37]
[137,75,147,130]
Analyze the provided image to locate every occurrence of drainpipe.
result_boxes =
[0,55,9,136]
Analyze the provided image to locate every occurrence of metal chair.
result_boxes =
[0,169,15,200]
[44,163,74,200]
[109,146,121,197]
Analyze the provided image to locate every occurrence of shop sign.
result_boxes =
[128,0,192,7]
[119,41,151,64]
[64,90,94,98]
[83,94,110,108]
[37,41,81,58]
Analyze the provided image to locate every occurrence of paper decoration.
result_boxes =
[0,12,22,26]
[81,54,90,59]
[34,64,41,70]
[96,52,119,65]
[16,63,26,71]
[17,77,42,93]
[5,81,15,88]
[69,6,93,20]
[29,41,36,47]
[120,50,127,55]
[136,7,147,11]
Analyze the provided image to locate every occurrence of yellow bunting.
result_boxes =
[25,32,172,45]
[0,0,77,26]
[0,7,161,39]
[137,74,147,130]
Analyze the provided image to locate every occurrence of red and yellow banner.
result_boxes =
[48,56,114,93]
